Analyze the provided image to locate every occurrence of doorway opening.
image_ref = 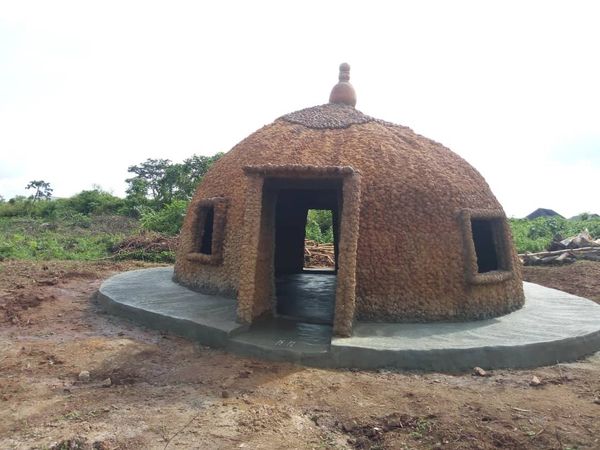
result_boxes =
[269,178,341,325]
[238,165,361,336]
[304,209,336,271]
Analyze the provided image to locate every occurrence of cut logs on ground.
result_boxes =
[304,240,335,268]
[520,230,600,266]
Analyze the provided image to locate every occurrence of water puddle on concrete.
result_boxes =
[275,273,336,326]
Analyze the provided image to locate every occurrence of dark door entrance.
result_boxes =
[268,179,341,324]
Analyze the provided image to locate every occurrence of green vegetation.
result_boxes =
[125,154,223,210]
[2,153,598,261]
[0,153,222,261]
[0,189,127,219]
[509,216,600,253]
[25,180,53,201]
[139,200,189,236]
[305,210,334,243]
[0,215,135,260]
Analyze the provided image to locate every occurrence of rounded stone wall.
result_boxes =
[174,102,524,328]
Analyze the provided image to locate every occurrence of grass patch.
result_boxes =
[0,215,137,261]
[2,213,598,261]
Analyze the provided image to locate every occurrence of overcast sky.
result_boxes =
[1,1,598,218]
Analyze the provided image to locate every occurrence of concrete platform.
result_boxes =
[96,267,600,371]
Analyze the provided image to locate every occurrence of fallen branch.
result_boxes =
[163,412,200,450]
[519,246,599,258]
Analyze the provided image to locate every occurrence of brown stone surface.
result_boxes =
[281,103,380,129]
[174,104,524,334]
[185,197,228,267]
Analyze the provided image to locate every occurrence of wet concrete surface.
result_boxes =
[249,316,332,346]
[98,267,600,370]
[275,273,336,325]
[229,317,333,366]
[96,267,244,348]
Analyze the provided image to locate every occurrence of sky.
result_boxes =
[0,1,599,218]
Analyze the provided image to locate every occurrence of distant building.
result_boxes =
[525,208,564,220]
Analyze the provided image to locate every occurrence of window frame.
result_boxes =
[460,209,514,285]
[186,197,228,265]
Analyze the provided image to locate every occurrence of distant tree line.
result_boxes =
[0,153,224,235]
[2,150,599,249]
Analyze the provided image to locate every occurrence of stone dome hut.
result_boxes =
[174,63,524,337]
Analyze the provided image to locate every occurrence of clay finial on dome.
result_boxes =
[329,62,357,107]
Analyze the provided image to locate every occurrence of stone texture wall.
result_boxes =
[173,104,524,334]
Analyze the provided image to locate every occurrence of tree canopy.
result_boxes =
[125,153,223,208]
[25,180,53,201]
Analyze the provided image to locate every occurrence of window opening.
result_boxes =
[470,218,499,273]
[199,206,214,255]
[186,197,227,265]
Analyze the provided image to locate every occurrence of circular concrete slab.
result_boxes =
[96,267,600,371]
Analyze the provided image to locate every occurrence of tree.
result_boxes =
[125,153,223,208]
[125,177,151,208]
[25,180,53,202]
[306,209,334,243]
[178,153,224,199]
[125,159,170,202]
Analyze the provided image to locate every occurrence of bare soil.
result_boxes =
[523,260,600,303]
[1,260,599,450]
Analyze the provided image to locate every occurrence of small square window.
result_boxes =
[198,205,214,255]
[187,197,227,265]
[460,209,514,284]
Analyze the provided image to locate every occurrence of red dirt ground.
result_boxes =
[1,260,599,449]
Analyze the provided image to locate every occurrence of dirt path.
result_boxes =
[1,260,599,449]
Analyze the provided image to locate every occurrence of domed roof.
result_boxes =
[197,62,484,197]
[174,63,524,337]
[199,98,488,209]
[279,103,392,129]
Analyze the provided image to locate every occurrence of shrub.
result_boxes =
[508,216,600,253]
[0,197,34,217]
[305,210,334,243]
[63,189,127,215]
[139,200,189,235]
